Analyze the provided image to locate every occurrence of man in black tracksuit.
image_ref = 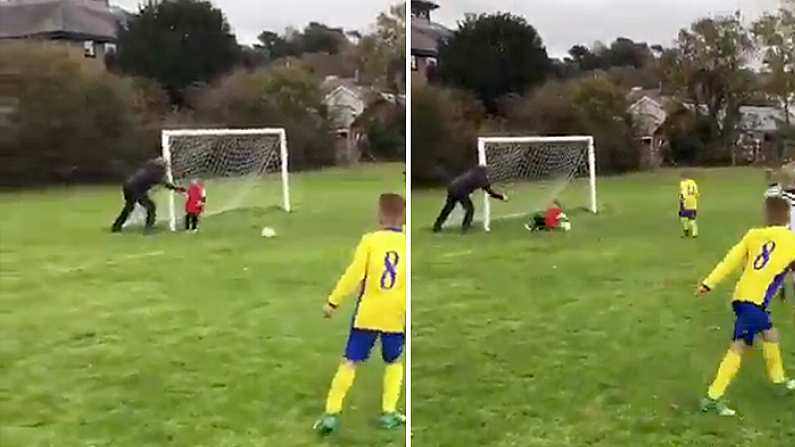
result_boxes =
[111,157,185,233]
[433,165,507,232]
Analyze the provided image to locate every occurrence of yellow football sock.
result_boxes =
[680,217,690,235]
[325,362,356,414]
[690,220,699,237]
[763,342,786,383]
[382,362,403,413]
[708,350,742,400]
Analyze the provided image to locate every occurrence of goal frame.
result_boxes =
[161,128,290,232]
[477,135,597,232]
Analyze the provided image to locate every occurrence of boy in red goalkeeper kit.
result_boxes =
[185,179,206,232]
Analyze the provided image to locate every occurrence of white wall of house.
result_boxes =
[628,96,667,136]
[324,86,366,130]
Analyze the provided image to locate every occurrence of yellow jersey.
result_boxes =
[328,228,406,333]
[680,179,699,210]
[703,226,795,307]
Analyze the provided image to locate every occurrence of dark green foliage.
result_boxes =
[411,86,484,184]
[191,66,335,170]
[117,0,241,103]
[0,43,162,186]
[438,13,552,113]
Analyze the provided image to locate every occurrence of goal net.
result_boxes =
[127,128,289,231]
[478,136,597,231]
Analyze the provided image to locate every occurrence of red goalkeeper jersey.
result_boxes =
[185,184,206,214]
[545,207,563,228]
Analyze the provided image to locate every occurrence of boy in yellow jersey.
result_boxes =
[313,193,406,435]
[679,172,700,238]
[696,196,795,416]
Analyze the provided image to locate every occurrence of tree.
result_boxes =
[117,0,240,103]
[438,13,551,113]
[192,66,334,169]
[300,22,348,54]
[568,44,601,71]
[605,37,653,68]
[568,37,653,73]
[411,86,485,183]
[356,3,406,91]
[0,43,161,185]
[257,22,349,62]
[660,16,756,158]
[503,78,639,173]
[256,30,297,60]
[752,7,795,125]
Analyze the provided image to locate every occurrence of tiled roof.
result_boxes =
[0,0,119,41]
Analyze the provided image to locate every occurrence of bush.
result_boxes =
[662,105,720,165]
[361,103,405,161]
[0,43,164,186]
[411,85,484,184]
[503,77,639,174]
[190,66,335,169]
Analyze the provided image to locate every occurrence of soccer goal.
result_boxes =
[478,136,597,232]
[161,128,290,231]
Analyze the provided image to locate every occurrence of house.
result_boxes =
[322,76,371,163]
[627,88,669,168]
[736,106,795,163]
[0,0,127,62]
[321,76,405,163]
[627,84,795,165]
[411,0,452,86]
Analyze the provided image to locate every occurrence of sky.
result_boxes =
[430,0,783,58]
[112,0,399,45]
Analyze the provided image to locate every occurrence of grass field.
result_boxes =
[0,164,406,447]
[411,168,795,447]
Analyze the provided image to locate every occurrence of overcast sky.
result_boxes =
[431,0,783,58]
[112,0,399,45]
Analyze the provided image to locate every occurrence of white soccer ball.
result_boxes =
[559,213,571,232]
[260,226,277,238]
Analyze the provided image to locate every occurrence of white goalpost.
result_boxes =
[160,128,290,231]
[478,135,597,232]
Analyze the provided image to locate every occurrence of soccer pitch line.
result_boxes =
[440,250,474,258]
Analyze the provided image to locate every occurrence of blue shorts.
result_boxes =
[344,328,404,363]
[679,208,697,219]
[732,301,772,346]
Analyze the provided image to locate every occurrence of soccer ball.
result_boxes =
[260,226,277,238]
[559,213,572,232]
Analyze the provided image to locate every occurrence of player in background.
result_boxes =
[433,165,508,233]
[679,171,700,238]
[184,179,206,233]
[111,157,185,233]
[525,200,569,232]
[764,162,795,300]
[314,193,406,435]
[697,195,795,416]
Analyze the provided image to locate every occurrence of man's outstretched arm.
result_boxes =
[483,185,507,201]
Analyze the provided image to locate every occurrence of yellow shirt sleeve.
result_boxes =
[328,235,370,307]
[703,232,749,290]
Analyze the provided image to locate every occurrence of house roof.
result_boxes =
[740,106,794,133]
[626,87,662,104]
[411,18,452,57]
[0,0,120,42]
[321,76,371,98]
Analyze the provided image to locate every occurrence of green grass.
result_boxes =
[0,164,406,447]
[411,168,795,447]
